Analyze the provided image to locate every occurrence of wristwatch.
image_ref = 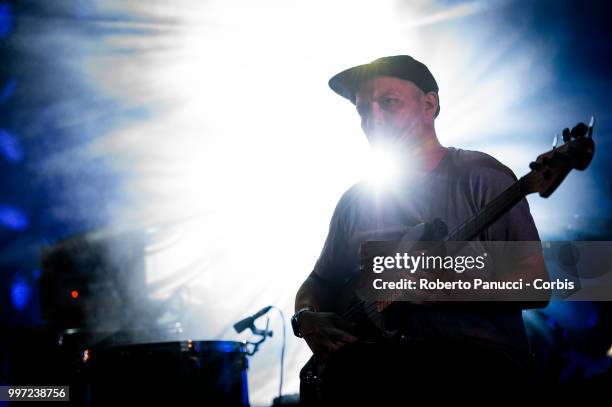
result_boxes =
[291,307,314,338]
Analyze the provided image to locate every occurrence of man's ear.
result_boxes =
[423,92,439,119]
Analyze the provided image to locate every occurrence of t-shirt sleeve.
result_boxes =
[481,168,541,242]
[312,195,355,286]
[478,165,542,270]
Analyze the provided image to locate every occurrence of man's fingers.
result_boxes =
[332,316,359,332]
[314,335,359,364]
[329,329,359,343]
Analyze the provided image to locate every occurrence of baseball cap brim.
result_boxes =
[328,55,440,116]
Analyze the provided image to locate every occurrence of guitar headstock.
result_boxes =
[521,116,595,198]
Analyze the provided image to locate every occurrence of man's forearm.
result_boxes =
[295,270,336,312]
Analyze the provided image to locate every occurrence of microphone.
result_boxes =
[233,305,273,333]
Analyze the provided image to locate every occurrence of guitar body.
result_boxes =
[299,221,439,406]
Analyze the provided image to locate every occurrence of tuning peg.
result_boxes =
[552,133,559,149]
[571,122,588,139]
[562,128,571,142]
[587,114,595,138]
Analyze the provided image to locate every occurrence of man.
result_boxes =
[293,55,549,403]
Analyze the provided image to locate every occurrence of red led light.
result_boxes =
[71,290,79,299]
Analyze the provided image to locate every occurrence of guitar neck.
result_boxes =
[445,176,528,242]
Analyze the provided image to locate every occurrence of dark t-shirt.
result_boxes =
[313,147,541,356]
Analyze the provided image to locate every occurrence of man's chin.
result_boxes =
[367,131,402,149]
[368,135,417,152]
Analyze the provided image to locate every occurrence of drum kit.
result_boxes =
[37,225,281,406]
[82,338,250,405]
[53,316,274,406]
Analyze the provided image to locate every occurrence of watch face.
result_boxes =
[291,313,301,337]
[292,309,310,337]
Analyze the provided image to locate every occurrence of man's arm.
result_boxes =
[478,158,551,309]
[294,271,336,313]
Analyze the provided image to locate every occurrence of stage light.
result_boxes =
[0,78,16,103]
[81,349,90,363]
[0,129,23,163]
[0,2,12,38]
[0,204,28,230]
[10,277,30,311]
[363,146,400,188]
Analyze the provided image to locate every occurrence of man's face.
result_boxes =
[355,76,428,149]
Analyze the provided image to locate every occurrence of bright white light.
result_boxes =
[363,146,401,187]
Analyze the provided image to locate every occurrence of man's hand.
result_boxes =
[299,311,359,365]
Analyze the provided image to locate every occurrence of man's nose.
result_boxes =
[365,104,384,129]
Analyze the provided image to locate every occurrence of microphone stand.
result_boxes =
[244,317,273,356]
